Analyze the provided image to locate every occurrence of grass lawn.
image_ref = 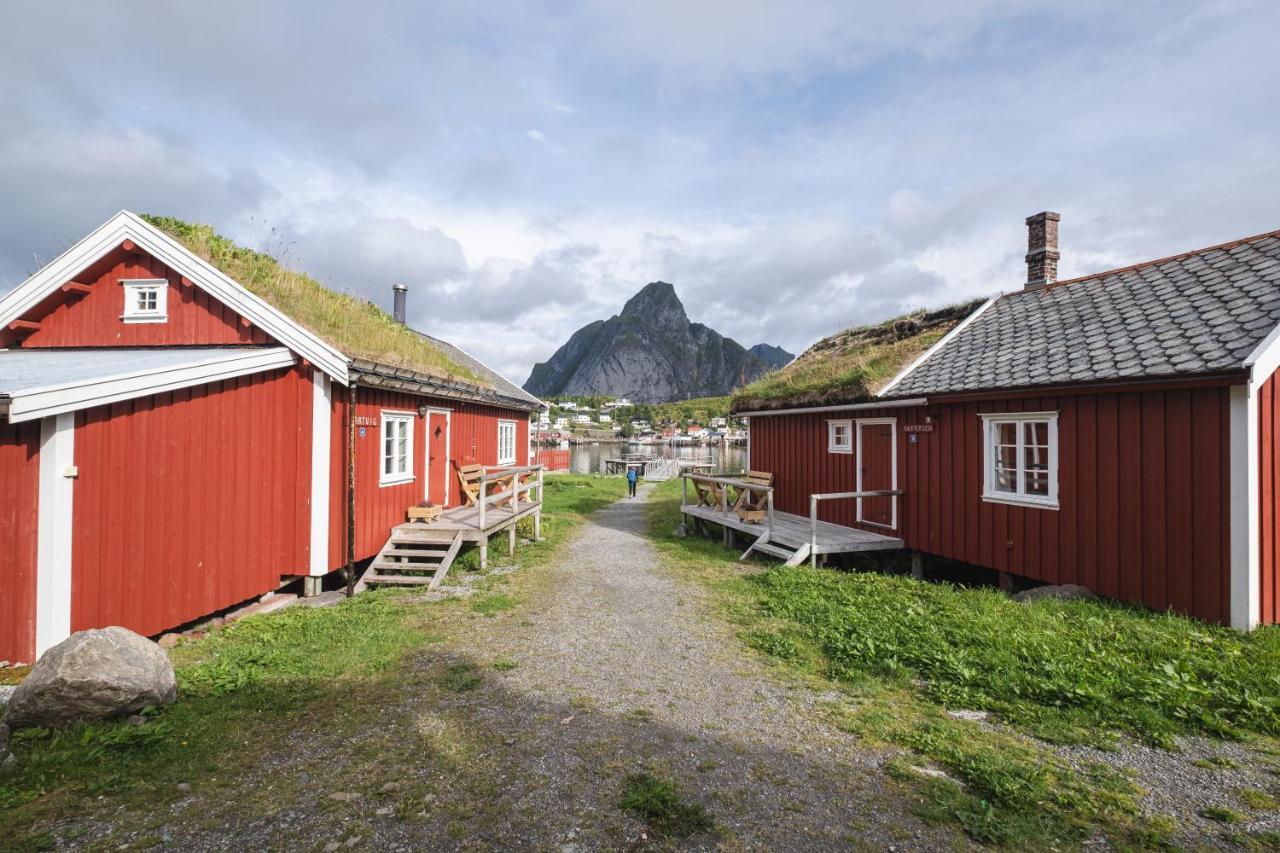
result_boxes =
[0,473,621,851]
[646,479,1280,849]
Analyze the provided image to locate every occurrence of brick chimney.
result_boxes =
[392,283,407,324]
[1025,211,1061,289]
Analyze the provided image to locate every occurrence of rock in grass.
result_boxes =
[1010,583,1096,604]
[3,627,176,729]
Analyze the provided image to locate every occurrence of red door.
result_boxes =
[427,411,450,506]
[858,421,896,529]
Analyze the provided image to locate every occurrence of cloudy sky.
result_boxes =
[2,1,1277,382]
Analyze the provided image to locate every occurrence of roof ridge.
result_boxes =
[1021,226,1280,296]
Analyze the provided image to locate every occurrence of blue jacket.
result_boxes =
[626,468,638,483]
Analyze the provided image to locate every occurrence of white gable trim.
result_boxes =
[6,347,296,423]
[878,295,1000,398]
[0,211,350,383]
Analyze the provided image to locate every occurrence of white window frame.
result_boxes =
[121,279,168,323]
[856,417,898,529]
[379,411,415,486]
[981,411,1059,509]
[497,420,517,466]
[827,418,853,453]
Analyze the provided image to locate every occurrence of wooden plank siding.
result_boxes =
[9,247,271,348]
[332,390,532,565]
[70,365,312,640]
[749,384,1235,624]
[0,420,41,663]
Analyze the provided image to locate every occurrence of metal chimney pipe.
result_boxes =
[392,283,408,324]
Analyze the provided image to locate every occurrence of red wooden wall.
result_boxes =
[7,247,270,348]
[750,384,1235,624]
[1258,369,1280,625]
[331,390,532,565]
[0,421,41,663]
[71,366,312,638]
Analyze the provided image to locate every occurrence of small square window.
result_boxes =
[827,419,852,453]
[121,279,168,323]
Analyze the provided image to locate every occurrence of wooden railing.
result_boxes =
[477,464,544,533]
[681,473,776,539]
[807,490,903,568]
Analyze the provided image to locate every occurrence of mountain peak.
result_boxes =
[621,281,685,319]
[523,281,772,403]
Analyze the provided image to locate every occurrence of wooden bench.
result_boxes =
[732,470,774,524]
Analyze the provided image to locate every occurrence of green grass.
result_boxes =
[1238,787,1279,810]
[644,479,1280,847]
[746,567,1280,748]
[619,771,714,838]
[0,473,620,849]
[142,215,483,383]
[731,299,985,410]
[1200,805,1248,824]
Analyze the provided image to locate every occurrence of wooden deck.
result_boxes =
[681,503,903,555]
[391,499,542,543]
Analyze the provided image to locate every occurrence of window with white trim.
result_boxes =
[497,420,517,466]
[121,279,168,323]
[982,412,1059,508]
[827,419,852,453]
[380,412,414,485]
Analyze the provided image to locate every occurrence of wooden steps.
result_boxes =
[740,530,812,565]
[362,529,463,589]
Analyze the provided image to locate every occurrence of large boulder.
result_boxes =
[1011,584,1097,604]
[4,627,176,729]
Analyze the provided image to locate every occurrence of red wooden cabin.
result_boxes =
[735,213,1280,630]
[0,212,543,663]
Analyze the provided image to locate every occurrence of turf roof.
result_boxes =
[143,215,486,386]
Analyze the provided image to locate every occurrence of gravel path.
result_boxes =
[108,485,963,851]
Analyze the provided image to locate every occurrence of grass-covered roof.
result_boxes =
[143,215,485,386]
[730,299,987,413]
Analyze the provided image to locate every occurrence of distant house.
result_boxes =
[574,414,592,424]
[554,416,569,429]
[0,212,544,663]
[560,401,578,411]
[598,414,612,424]
[735,212,1280,629]
[613,397,632,407]
[710,417,727,428]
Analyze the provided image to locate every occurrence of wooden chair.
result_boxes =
[733,470,774,524]
[693,476,727,511]
[457,464,485,506]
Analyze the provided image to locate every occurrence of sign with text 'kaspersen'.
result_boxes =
[904,423,934,433]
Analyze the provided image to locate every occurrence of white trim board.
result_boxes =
[878,295,1001,397]
[36,412,75,658]
[5,348,297,423]
[1230,384,1258,630]
[309,372,332,577]
[736,398,928,419]
[0,211,350,383]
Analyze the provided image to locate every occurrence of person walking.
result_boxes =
[626,464,639,499]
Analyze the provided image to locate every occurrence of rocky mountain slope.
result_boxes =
[523,282,772,403]
[748,343,794,370]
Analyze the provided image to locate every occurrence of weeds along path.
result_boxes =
[382,485,965,850]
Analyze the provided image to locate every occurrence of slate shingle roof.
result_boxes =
[417,332,546,410]
[885,230,1280,398]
